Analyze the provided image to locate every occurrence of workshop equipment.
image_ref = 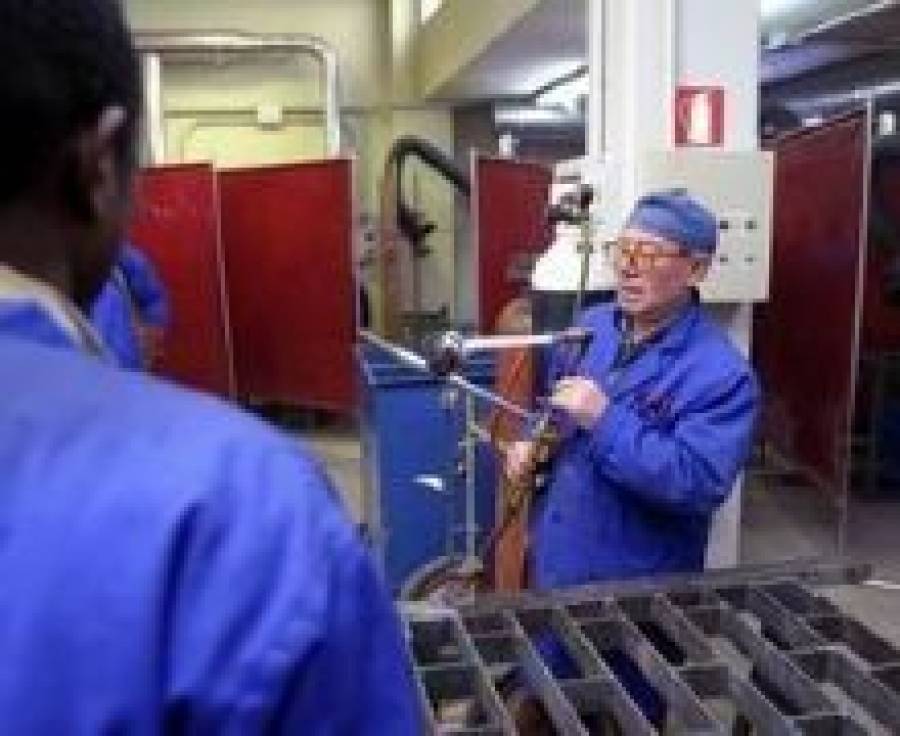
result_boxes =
[359,321,591,599]
[358,344,497,593]
[378,136,471,342]
[403,560,900,734]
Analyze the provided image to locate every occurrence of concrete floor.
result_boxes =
[300,427,900,646]
[741,471,900,646]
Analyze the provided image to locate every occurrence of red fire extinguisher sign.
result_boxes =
[674,86,725,147]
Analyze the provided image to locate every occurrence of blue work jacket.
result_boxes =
[0,293,420,733]
[90,244,169,371]
[530,298,759,590]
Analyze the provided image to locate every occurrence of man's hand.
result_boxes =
[549,377,609,429]
[504,440,535,484]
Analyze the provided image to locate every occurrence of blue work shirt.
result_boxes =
[90,244,169,371]
[530,298,759,590]
[0,294,421,733]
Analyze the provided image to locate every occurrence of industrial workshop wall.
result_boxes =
[125,0,383,198]
[125,0,460,322]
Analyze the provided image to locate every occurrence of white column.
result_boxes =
[142,53,166,165]
[591,0,672,239]
[678,0,759,569]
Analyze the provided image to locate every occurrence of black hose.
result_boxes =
[385,135,472,248]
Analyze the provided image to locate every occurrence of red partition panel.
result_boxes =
[219,160,355,413]
[474,156,553,332]
[757,112,869,492]
[130,164,233,397]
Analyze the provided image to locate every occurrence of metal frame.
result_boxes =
[136,32,342,165]
[403,561,900,734]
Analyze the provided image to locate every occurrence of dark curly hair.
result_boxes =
[0,0,141,205]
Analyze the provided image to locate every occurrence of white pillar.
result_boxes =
[142,53,166,165]
[587,0,761,568]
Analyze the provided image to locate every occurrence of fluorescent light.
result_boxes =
[536,69,589,112]
[421,0,444,23]
[495,107,576,126]
[760,0,808,21]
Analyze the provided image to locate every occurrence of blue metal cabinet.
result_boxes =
[358,346,496,593]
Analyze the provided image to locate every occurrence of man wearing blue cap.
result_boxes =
[507,189,760,590]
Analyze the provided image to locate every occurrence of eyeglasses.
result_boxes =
[602,237,690,271]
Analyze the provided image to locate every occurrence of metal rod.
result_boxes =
[359,329,429,371]
[447,375,536,423]
[463,393,477,563]
[359,330,538,423]
[460,328,590,354]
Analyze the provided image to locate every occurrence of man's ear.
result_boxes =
[688,257,712,286]
[64,106,129,224]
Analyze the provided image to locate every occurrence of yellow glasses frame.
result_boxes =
[602,237,691,271]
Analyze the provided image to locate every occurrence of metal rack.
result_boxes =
[403,561,900,734]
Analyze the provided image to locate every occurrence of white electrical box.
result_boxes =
[637,150,774,303]
[256,103,284,129]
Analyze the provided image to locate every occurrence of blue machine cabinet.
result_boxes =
[358,346,496,594]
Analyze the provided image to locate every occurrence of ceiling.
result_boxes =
[431,0,586,101]
[760,0,894,43]
[432,0,900,104]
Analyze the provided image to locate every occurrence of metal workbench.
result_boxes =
[403,560,900,734]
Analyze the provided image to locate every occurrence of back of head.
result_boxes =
[0,0,141,207]
[0,0,141,306]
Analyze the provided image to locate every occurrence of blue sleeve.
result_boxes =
[586,369,759,517]
[119,244,170,327]
[166,442,422,733]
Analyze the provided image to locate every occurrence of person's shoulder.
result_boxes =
[1,337,336,511]
[686,308,758,390]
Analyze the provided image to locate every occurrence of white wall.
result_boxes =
[127,0,385,107]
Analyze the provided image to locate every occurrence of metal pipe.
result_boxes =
[142,53,165,165]
[135,31,341,157]
[359,329,430,372]
[447,376,536,423]
[463,393,477,563]
[359,330,537,423]
[459,328,591,355]
[462,328,591,354]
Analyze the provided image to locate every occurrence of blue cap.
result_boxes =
[624,190,718,255]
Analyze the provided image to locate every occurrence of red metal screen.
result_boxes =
[474,156,553,332]
[757,112,869,492]
[130,164,233,397]
[219,159,355,413]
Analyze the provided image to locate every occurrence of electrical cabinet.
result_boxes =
[637,150,774,302]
